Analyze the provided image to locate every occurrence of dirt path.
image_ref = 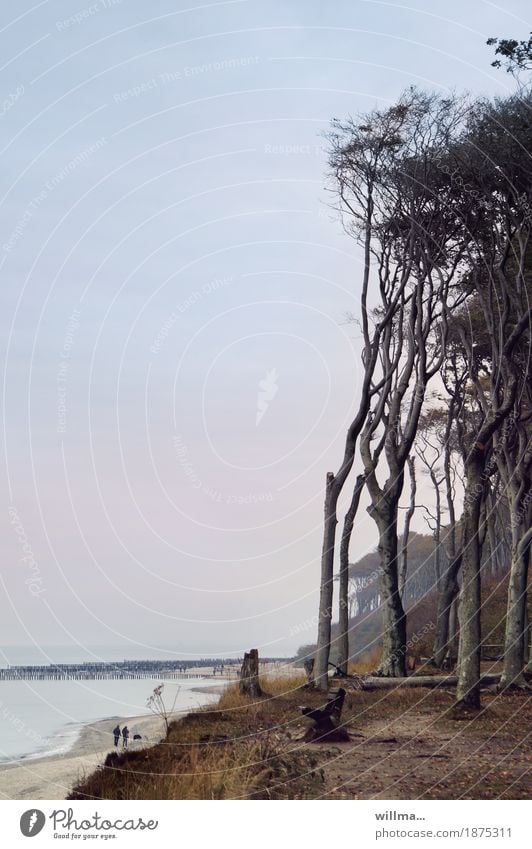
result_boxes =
[312,691,532,799]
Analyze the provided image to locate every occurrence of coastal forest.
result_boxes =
[310,35,532,709]
[69,33,532,802]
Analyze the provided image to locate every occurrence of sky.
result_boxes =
[0,0,529,662]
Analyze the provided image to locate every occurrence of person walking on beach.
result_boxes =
[113,724,121,747]
[122,725,129,749]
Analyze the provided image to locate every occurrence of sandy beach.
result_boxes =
[0,711,172,801]
[0,667,294,800]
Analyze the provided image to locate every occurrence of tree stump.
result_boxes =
[239,649,263,697]
[301,687,349,742]
[303,718,350,743]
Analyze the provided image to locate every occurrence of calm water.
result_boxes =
[0,677,225,763]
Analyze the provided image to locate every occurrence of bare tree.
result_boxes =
[314,97,426,688]
[316,88,531,695]
[316,91,473,683]
[357,98,472,676]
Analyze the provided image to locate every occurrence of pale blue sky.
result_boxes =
[0,0,528,661]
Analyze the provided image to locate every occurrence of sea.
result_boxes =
[0,645,229,763]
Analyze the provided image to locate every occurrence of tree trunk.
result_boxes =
[456,466,484,710]
[337,475,366,674]
[448,596,459,666]
[432,393,461,668]
[500,522,532,690]
[399,457,416,600]
[524,601,530,666]
[377,513,407,676]
[431,467,442,591]
[486,499,500,578]
[303,659,315,687]
[314,473,338,690]
[361,672,502,690]
[239,649,263,698]
[432,552,462,667]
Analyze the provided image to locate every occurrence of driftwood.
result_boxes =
[239,649,263,697]
[352,673,502,691]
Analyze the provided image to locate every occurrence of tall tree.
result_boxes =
[316,91,472,682]
[313,98,416,689]
[356,94,472,676]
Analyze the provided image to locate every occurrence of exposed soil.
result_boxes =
[308,687,532,799]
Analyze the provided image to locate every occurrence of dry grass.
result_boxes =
[68,679,323,801]
[215,683,252,711]
[216,675,306,711]
[348,646,382,674]
[347,645,437,675]
[73,737,282,800]
[260,673,306,694]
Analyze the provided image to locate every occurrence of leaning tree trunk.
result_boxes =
[456,465,484,710]
[337,474,366,674]
[239,649,263,698]
[313,202,378,691]
[314,473,339,690]
[376,512,407,677]
[499,522,532,690]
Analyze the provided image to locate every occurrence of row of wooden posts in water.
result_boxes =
[0,660,241,681]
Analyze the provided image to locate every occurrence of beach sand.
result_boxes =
[0,668,295,800]
[0,712,167,801]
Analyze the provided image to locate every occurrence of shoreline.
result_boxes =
[0,712,165,801]
[0,683,228,800]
